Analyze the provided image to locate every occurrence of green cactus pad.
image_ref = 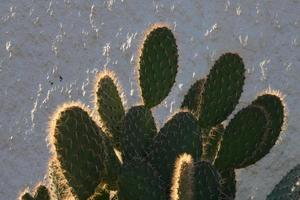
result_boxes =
[118,158,166,200]
[148,111,202,186]
[199,53,245,128]
[202,124,224,162]
[181,79,206,116]
[20,185,50,200]
[20,193,34,200]
[219,169,236,200]
[249,94,285,163]
[267,164,300,200]
[194,161,221,200]
[96,73,125,148]
[33,185,50,200]
[120,105,157,162]
[48,158,73,200]
[52,105,120,199]
[214,105,268,169]
[139,26,178,108]
[171,154,194,200]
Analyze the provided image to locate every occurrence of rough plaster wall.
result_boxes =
[0,0,299,199]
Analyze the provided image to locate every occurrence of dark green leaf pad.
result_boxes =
[148,111,202,186]
[267,164,300,200]
[48,158,73,200]
[96,72,125,148]
[199,53,245,128]
[120,105,157,162]
[139,26,179,108]
[214,105,268,169]
[219,169,236,200]
[118,157,166,200]
[202,124,224,163]
[171,154,194,200]
[249,94,285,163]
[194,161,221,200]
[51,104,120,199]
[181,79,206,116]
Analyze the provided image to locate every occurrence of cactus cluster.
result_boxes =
[18,25,287,200]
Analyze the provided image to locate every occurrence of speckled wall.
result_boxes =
[0,0,299,199]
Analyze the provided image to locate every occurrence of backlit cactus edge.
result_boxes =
[19,25,288,200]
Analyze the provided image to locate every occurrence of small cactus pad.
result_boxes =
[249,94,285,163]
[52,105,120,199]
[214,105,268,169]
[19,185,50,200]
[194,161,221,200]
[171,154,194,200]
[218,169,236,200]
[267,164,300,200]
[118,158,166,200]
[149,112,202,186]
[181,79,206,116]
[139,26,178,108]
[202,124,224,162]
[96,73,125,148]
[120,105,157,162]
[20,193,34,200]
[33,185,51,200]
[199,53,245,128]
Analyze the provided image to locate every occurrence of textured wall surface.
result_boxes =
[0,0,299,199]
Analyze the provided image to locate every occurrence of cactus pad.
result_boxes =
[96,72,125,148]
[249,94,285,162]
[120,105,157,162]
[214,105,268,169]
[51,104,120,199]
[171,154,194,200]
[149,111,202,186]
[267,164,300,200]
[118,158,166,200]
[194,161,221,200]
[19,184,50,200]
[181,79,206,116]
[139,26,178,108]
[199,53,245,128]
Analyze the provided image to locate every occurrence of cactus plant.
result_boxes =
[17,24,286,200]
[267,164,300,200]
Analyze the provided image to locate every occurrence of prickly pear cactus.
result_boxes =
[17,24,286,200]
[267,164,300,200]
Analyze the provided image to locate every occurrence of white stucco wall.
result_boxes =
[0,0,299,199]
